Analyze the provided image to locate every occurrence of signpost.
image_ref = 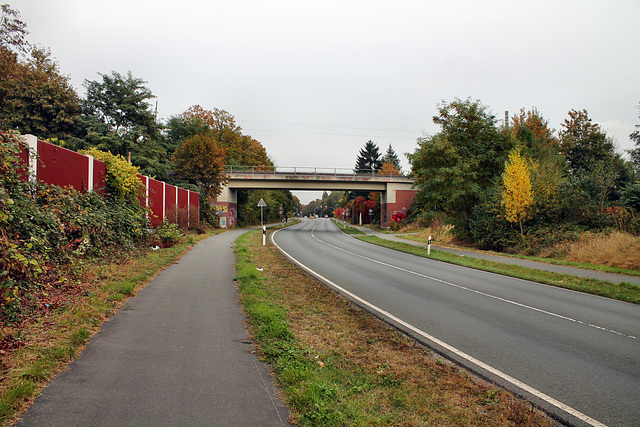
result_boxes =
[258,198,266,245]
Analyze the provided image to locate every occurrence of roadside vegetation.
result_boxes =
[236,229,554,426]
[356,235,640,304]
[0,131,217,425]
[399,228,640,276]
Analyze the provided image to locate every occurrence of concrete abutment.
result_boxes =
[213,173,416,228]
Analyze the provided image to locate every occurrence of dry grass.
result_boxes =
[246,230,554,426]
[546,231,640,271]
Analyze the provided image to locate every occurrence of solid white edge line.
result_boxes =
[270,224,608,427]
[314,224,636,341]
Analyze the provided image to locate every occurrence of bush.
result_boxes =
[80,148,143,203]
[153,221,183,248]
[1,133,152,325]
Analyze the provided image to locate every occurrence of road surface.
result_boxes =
[272,219,640,427]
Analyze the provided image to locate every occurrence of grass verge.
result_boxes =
[330,220,364,235]
[235,229,554,426]
[0,231,217,426]
[398,232,640,277]
[356,235,640,304]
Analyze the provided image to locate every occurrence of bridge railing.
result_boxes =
[225,165,407,177]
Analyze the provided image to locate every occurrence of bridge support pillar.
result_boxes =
[214,184,237,228]
[381,184,417,227]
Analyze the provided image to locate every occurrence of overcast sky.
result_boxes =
[10,0,640,203]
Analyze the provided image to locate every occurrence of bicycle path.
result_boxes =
[351,225,640,286]
[16,229,290,427]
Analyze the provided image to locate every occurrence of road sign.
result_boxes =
[279,206,283,215]
[257,198,266,207]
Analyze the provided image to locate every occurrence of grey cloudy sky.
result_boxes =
[10,0,640,203]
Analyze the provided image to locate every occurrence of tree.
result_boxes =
[408,98,512,237]
[509,108,566,221]
[510,108,559,157]
[172,133,227,198]
[82,71,160,152]
[560,109,616,173]
[77,70,165,178]
[175,105,272,167]
[382,144,402,172]
[354,140,382,174]
[0,4,29,55]
[380,162,402,176]
[0,46,80,139]
[628,102,640,167]
[560,109,623,211]
[502,150,533,235]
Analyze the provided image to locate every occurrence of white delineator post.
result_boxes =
[258,198,266,245]
[428,235,432,256]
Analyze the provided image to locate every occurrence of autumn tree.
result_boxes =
[380,162,402,176]
[510,108,559,156]
[170,105,272,167]
[1,5,81,141]
[382,144,402,172]
[172,133,227,198]
[508,108,566,220]
[502,150,533,235]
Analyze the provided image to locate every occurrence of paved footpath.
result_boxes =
[16,230,290,427]
[352,225,640,286]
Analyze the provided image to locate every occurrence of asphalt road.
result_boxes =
[16,230,290,427]
[272,219,640,427]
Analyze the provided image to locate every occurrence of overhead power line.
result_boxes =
[240,120,422,140]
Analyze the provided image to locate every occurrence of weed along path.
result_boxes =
[15,230,290,427]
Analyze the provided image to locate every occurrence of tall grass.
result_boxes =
[554,231,640,270]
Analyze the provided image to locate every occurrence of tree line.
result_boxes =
[408,98,640,253]
[0,4,290,226]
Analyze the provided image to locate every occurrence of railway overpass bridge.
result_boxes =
[214,166,417,227]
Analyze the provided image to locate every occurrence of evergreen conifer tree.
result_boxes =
[354,140,382,174]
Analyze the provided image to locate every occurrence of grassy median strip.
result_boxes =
[356,235,640,304]
[235,229,554,426]
[0,232,216,426]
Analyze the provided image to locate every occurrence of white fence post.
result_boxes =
[23,134,38,183]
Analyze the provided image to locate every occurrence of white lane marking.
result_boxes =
[271,225,608,427]
[309,222,637,341]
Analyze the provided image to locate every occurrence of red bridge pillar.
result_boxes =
[381,183,417,227]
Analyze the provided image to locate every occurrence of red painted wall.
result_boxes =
[147,178,165,227]
[164,184,177,224]
[15,136,200,227]
[37,141,96,192]
[382,189,417,226]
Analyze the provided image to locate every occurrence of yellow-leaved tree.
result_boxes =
[501,150,534,235]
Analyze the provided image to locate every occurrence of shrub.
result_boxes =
[80,148,144,203]
[1,133,152,325]
[154,221,183,248]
